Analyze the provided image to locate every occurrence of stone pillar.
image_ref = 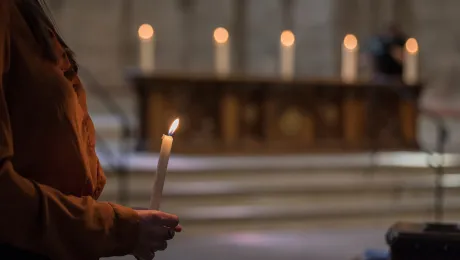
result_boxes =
[378,0,396,26]
[232,0,247,74]
[119,0,135,69]
[178,0,195,71]
[358,0,379,38]
[295,0,336,77]
[281,0,294,31]
[246,0,282,76]
[183,0,232,73]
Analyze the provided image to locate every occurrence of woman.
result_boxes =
[0,0,181,259]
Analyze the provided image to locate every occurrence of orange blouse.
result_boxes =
[0,1,139,259]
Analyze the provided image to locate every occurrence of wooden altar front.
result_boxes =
[130,73,422,154]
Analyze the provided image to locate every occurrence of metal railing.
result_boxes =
[422,109,448,222]
[360,83,452,222]
[78,67,132,204]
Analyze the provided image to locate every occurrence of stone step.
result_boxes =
[100,152,460,172]
[99,153,460,208]
[98,170,460,224]
[165,209,460,234]
[101,169,446,196]
[161,196,460,222]
[96,152,460,231]
[101,185,460,210]
[99,170,460,204]
[99,190,460,233]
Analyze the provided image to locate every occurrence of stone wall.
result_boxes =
[49,0,460,100]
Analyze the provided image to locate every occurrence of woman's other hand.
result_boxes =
[132,210,182,260]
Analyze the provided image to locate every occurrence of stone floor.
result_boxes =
[105,228,387,260]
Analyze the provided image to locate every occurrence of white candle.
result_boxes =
[138,24,155,73]
[149,118,179,210]
[213,27,231,76]
[280,30,295,80]
[341,34,359,83]
[403,38,419,85]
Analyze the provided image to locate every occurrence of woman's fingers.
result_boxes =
[133,210,181,259]
[174,224,183,232]
[148,226,176,240]
[150,211,179,228]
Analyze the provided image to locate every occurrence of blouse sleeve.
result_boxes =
[0,2,139,259]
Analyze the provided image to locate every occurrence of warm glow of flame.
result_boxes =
[343,34,358,50]
[168,118,180,135]
[138,24,154,40]
[213,27,229,44]
[280,30,295,47]
[405,38,419,54]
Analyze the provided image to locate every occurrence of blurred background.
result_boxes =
[48,0,460,259]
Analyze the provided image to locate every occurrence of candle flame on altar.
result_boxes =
[280,30,295,47]
[138,24,154,40]
[343,34,358,50]
[168,118,180,135]
[214,27,229,44]
[405,38,419,54]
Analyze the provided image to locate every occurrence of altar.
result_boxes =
[130,73,422,154]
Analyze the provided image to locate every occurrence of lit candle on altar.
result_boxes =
[403,38,419,85]
[280,30,295,80]
[149,118,180,210]
[213,27,230,76]
[138,24,155,72]
[341,34,359,83]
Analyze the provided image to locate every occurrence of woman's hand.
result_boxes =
[132,210,182,260]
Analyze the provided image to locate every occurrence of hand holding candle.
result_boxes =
[150,118,180,210]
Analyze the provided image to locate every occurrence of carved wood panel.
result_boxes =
[269,87,316,147]
[313,86,343,141]
[238,87,265,145]
[133,74,422,154]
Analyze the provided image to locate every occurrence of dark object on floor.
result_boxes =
[363,249,389,260]
[387,222,460,260]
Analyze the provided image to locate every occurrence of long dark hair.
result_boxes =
[16,0,78,72]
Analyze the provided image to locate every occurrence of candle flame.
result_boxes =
[168,118,180,135]
[343,34,358,50]
[138,24,154,40]
[280,30,295,47]
[405,38,419,54]
[213,27,229,44]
